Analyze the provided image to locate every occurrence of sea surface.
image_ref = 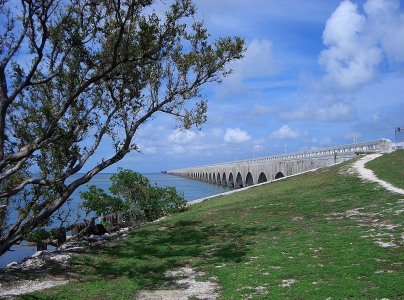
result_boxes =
[0,173,233,268]
[0,173,234,268]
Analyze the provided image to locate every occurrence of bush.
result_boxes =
[80,186,124,218]
[80,169,187,223]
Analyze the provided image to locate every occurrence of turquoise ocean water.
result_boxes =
[0,173,234,268]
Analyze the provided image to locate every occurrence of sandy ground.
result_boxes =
[136,267,220,300]
[0,278,69,298]
[1,153,402,298]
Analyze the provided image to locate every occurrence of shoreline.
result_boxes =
[2,154,402,297]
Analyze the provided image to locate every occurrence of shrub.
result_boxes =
[80,169,187,223]
[80,186,124,218]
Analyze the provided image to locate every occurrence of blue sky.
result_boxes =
[109,0,404,173]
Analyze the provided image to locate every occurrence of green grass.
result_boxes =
[365,149,404,189]
[9,154,404,299]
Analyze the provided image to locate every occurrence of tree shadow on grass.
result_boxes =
[1,219,267,299]
[66,219,265,289]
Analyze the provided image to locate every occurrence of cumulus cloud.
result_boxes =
[270,125,300,140]
[319,0,404,91]
[224,128,252,143]
[319,1,381,90]
[364,0,404,63]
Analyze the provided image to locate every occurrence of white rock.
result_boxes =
[32,250,44,258]
[6,261,17,268]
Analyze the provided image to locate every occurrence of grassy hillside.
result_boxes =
[9,155,404,299]
[365,150,404,189]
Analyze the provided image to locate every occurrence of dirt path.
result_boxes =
[351,153,404,195]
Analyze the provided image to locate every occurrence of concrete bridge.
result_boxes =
[167,139,392,188]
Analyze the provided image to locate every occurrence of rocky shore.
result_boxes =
[0,226,131,298]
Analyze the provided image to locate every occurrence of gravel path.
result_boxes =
[351,153,404,195]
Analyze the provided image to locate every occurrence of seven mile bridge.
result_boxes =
[167,139,393,188]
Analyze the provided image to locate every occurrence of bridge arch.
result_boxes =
[217,172,221,184]
[246,172,254,186]
[258,172,267,183]
[275,171,284,179]
[213,173,216,182]
[222,173,227,185]
[228,173,234,186]
[236,172,243,187]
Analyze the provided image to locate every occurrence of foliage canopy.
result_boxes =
[0,0,244,255]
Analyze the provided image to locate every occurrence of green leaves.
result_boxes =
[0,0,244,255]
[80,169,187,223]
[80,185,123,218]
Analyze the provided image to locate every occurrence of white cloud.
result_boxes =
[224,128,252,143]
[168,130,198,144]
[364,0,404,63]
[319,0,404,91]
[280,101,357,122]
[270,125,300,140]
[236,39,277,78]
[218,39,277,99]
[319,1,382,91]
[316,102,357,122]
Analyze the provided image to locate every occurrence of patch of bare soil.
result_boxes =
[136,267,220,300]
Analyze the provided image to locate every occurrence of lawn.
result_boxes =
[8,154,404,299]
[365,149,404,189]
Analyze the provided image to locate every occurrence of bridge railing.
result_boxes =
[167,139,392,173]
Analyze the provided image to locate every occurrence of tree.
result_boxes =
[0,0,245,255]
